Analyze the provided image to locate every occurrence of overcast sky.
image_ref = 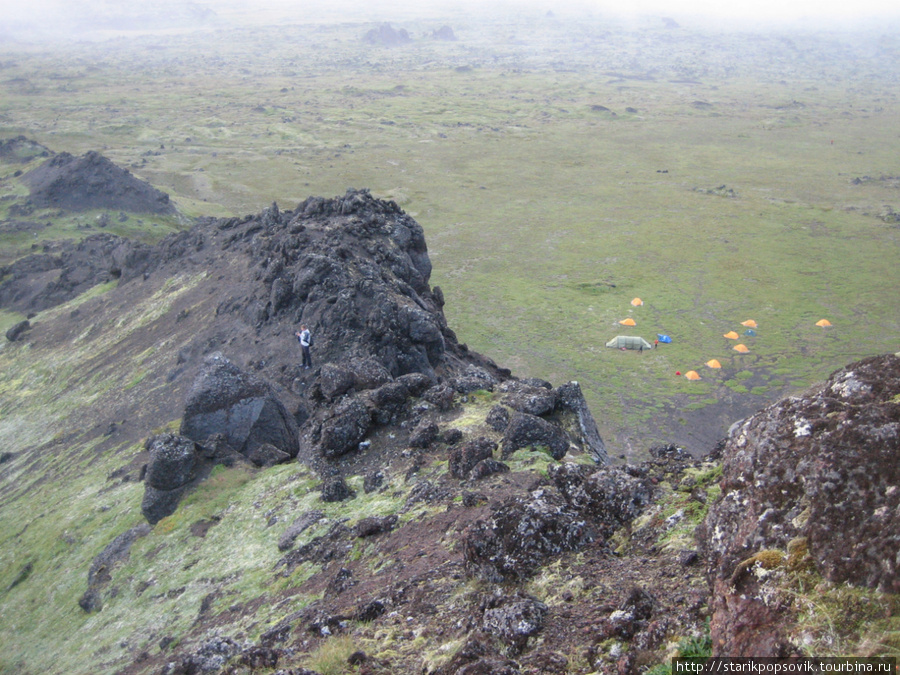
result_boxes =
[1,0,898,32]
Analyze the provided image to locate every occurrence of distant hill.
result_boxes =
[22,150,177,214]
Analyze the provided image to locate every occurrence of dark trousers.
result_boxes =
[302,345,312,368]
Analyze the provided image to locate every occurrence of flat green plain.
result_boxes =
[2,11,898,455]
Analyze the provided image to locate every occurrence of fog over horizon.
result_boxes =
[2,0,900,39]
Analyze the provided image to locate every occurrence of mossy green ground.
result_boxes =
[2,16,898,453]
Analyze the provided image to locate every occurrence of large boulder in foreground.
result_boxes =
[700,353,900,656]
[181,353,299,458]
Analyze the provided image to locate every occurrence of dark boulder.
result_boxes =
[195,433,252,469]
[367,380,410,425]
[246,442,291,468]
[397,371,434,396]
[318,397,371,458]
[356,599,387,622]
[353,514,398,538]
[501,411,570,460]
[141,432,254,525]
[485,405,510,432]
[469,458,510,481]
[144,433,198,490]
[449,437,497,479]
[141,434,201,524]
[501,381,557,416]
[141,484,189,526]
[441,428,463,445]
[700,354,900,656]
[462,487,590,581]
[452,365,498,394]
[549,462,653,537]
[347,357,392,391]
[409,418,440,448]
[181,353,299,458]
[317,363,357,400]
[5,319,30,342]
[321,476,355,502]
[482,592,548,653]
[422,383,455,411]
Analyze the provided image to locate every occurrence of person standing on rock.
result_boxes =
[296,325,313,369]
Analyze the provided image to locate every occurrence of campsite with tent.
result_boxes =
[593,282,859,453]
[605,295,839,380]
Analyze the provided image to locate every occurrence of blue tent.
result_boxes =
[744,329,757,336]
[656,334,672,343]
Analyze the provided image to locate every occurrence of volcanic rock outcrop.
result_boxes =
[363,23,412,46]
[0,135,51,163]
[78,187,605,522]
[22,150,177,214]
[700,353,900,655]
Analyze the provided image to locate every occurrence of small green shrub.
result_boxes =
[303,634,361,675]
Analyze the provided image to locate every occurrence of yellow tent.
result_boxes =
[619,318,637,326]
[733,344,750,353]
[741,320,757,328]
[706,359,722,368]
[723,331,739,340]
[816,319,832,327]
[684,370,701,380]
[631,298,643,306]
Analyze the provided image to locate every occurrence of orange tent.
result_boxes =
[619,318,636,326]
[631,298,643,306]
[706,359,722,368]
[723,331,739,340]
[733,344,750,353]
[741,320,757,328]
[684,370,701,380]
[816,319,832,327]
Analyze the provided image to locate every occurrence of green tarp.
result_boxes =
[606,335,653,350]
